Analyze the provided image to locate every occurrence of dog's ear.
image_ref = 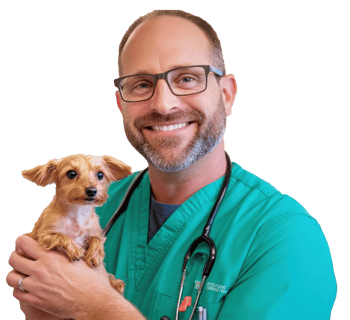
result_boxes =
[102,156,132,182]
[22,159,59,186]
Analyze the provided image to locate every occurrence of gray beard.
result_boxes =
[139,127,225,172]
[124,96,226,172]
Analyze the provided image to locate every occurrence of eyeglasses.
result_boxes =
[114,65,223,102]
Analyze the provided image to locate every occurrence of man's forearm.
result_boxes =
[74,287,146,320]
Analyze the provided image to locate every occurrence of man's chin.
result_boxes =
[144,139,212,173]
[148,159,191,173]
[142,148,191,173]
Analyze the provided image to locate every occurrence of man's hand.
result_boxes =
[7,235,114,319]
[20,302,64,320]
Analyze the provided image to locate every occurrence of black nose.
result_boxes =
[85,187,97,197]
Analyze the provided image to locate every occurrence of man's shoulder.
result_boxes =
[231,163,283,199]
[229,163,313,222]
[226,163,325,256]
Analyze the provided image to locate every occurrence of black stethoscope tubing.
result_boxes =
[103,153,231,240]
[182,152,231,278]
[103,152,232,320]
[103,168,149,237]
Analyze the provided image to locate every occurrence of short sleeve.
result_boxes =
[217,213,337,319]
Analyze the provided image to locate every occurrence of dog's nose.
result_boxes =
[86,187,97,197]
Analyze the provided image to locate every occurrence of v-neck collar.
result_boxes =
[131,170,228,289]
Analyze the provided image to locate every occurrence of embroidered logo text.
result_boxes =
[195,280,228,294]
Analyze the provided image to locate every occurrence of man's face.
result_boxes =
[118,16,229,172]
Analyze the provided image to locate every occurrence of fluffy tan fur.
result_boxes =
[22,154,132,294]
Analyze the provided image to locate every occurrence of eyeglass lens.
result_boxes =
[119,66,207,102]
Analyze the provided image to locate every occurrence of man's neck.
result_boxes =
[148,142,228,205]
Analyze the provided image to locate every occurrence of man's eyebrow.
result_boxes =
[129,64,194,76]
[129,69,152,75]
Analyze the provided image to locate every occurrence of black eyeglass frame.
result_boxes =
[114,65,224,103]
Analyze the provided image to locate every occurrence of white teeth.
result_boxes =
[152,122,189,131]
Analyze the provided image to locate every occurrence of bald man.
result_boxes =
[7,10,336,320]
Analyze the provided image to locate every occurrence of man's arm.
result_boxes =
[217,214,337,319]
[74,288,145,320]
[7,236,146,320]
[19,302,65,320]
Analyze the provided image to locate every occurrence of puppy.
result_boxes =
[22,154,132,294]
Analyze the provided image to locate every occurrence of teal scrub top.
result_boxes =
[96,163,337,320]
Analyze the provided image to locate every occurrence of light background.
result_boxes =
[1,1,348,319]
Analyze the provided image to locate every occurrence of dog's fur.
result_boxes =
[22,154,132,294]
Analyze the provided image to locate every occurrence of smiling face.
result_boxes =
[118,16,231,172]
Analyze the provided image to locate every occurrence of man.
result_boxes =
[7,10,337,319]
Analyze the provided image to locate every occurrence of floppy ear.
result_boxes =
[22,159,58,186]
[102,156,132,182]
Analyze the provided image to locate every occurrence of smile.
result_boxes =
[150,122,190,132]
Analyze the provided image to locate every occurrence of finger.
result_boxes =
[16,235,44,260]
[8,271,37,305]
[9,250,36,276]
[13,285,37,305]
[6,269,29,289]
[8,271,47,312]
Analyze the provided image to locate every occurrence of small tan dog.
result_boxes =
[22,154,132,294]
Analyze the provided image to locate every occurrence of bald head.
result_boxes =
[121,16,213,77]
[118,10,225,77]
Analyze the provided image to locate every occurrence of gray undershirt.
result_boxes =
[148,194,181,243]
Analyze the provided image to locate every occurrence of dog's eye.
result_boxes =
[67,170,77,179]
[97,172,104,180]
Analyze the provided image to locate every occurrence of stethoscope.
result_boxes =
[103,152,232,320]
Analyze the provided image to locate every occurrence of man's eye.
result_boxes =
[133,81,153,90]
[181,77,194,83]
[97,172,104,180]
[67,171,77,179]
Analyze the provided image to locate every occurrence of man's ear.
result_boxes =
[219,74,237,116]
[115,90,122,113]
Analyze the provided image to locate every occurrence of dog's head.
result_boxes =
[22,154,132,206]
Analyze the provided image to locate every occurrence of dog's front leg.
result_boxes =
[85,236,105,268]
[36,232,85,262]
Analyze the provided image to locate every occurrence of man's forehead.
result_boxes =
[120,16,212,76]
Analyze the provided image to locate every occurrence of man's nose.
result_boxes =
[149,79,179,115]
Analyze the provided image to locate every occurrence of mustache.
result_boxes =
[134,109,205,130]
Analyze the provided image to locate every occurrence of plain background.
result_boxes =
[1,1,348,319]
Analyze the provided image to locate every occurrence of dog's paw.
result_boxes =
[85,253,104,268]
[108,274,125,295]
[85,237,105,268]
[66,243,85,262]
[37,233,85,262]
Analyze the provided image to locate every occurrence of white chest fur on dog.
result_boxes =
[55,206,95,248]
